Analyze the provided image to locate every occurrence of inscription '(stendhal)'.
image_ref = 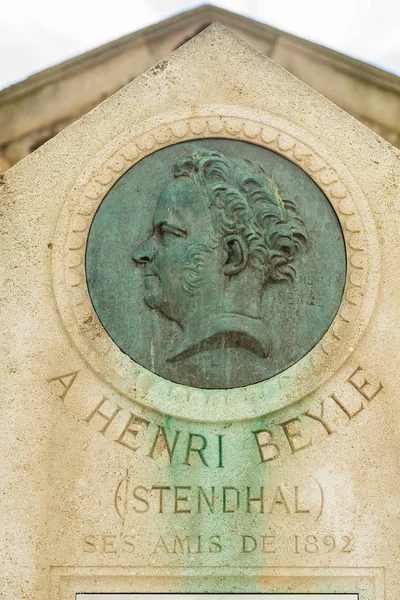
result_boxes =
[114,481,322,518]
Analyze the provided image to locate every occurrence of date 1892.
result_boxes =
[294,534,354,554]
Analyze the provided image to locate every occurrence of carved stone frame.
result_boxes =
[52,105,380,422]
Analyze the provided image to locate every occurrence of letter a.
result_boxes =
[47,371,80,401]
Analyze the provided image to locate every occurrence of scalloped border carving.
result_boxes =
[52,106,380,423]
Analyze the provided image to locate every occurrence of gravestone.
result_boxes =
[1,23,399,600]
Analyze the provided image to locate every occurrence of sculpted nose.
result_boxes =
[132,236,156,265]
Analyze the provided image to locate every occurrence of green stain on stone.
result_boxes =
[148,413,275,592]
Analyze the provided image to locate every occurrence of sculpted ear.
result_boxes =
[223,234,248,275]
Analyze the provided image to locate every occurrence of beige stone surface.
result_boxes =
[1,5,400,169]
[0,23,400,600]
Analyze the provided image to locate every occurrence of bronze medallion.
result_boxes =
[86,139,346,388]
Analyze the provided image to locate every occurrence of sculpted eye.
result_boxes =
[160,224,186,239]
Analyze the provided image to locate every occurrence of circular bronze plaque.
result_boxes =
[86,139,346,389]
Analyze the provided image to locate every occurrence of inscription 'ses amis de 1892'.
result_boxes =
[86,139,346,389]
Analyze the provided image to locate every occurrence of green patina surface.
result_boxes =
[86,139,346,388]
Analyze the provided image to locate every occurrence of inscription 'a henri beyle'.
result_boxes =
[48,365,383,466]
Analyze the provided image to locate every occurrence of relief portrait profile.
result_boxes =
[86,139,346,389]
[132,148,308,364]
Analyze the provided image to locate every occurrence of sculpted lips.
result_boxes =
[144,265,160,278]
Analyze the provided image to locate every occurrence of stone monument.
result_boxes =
[0,24,399,600]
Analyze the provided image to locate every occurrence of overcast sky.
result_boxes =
[1,0,400,91]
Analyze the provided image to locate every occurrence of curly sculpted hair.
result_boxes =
[174,147,308,284]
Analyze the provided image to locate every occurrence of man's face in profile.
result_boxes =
[132,177,219,326]
[132,148,309,366]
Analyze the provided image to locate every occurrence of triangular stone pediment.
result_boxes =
[1,10,399,170]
